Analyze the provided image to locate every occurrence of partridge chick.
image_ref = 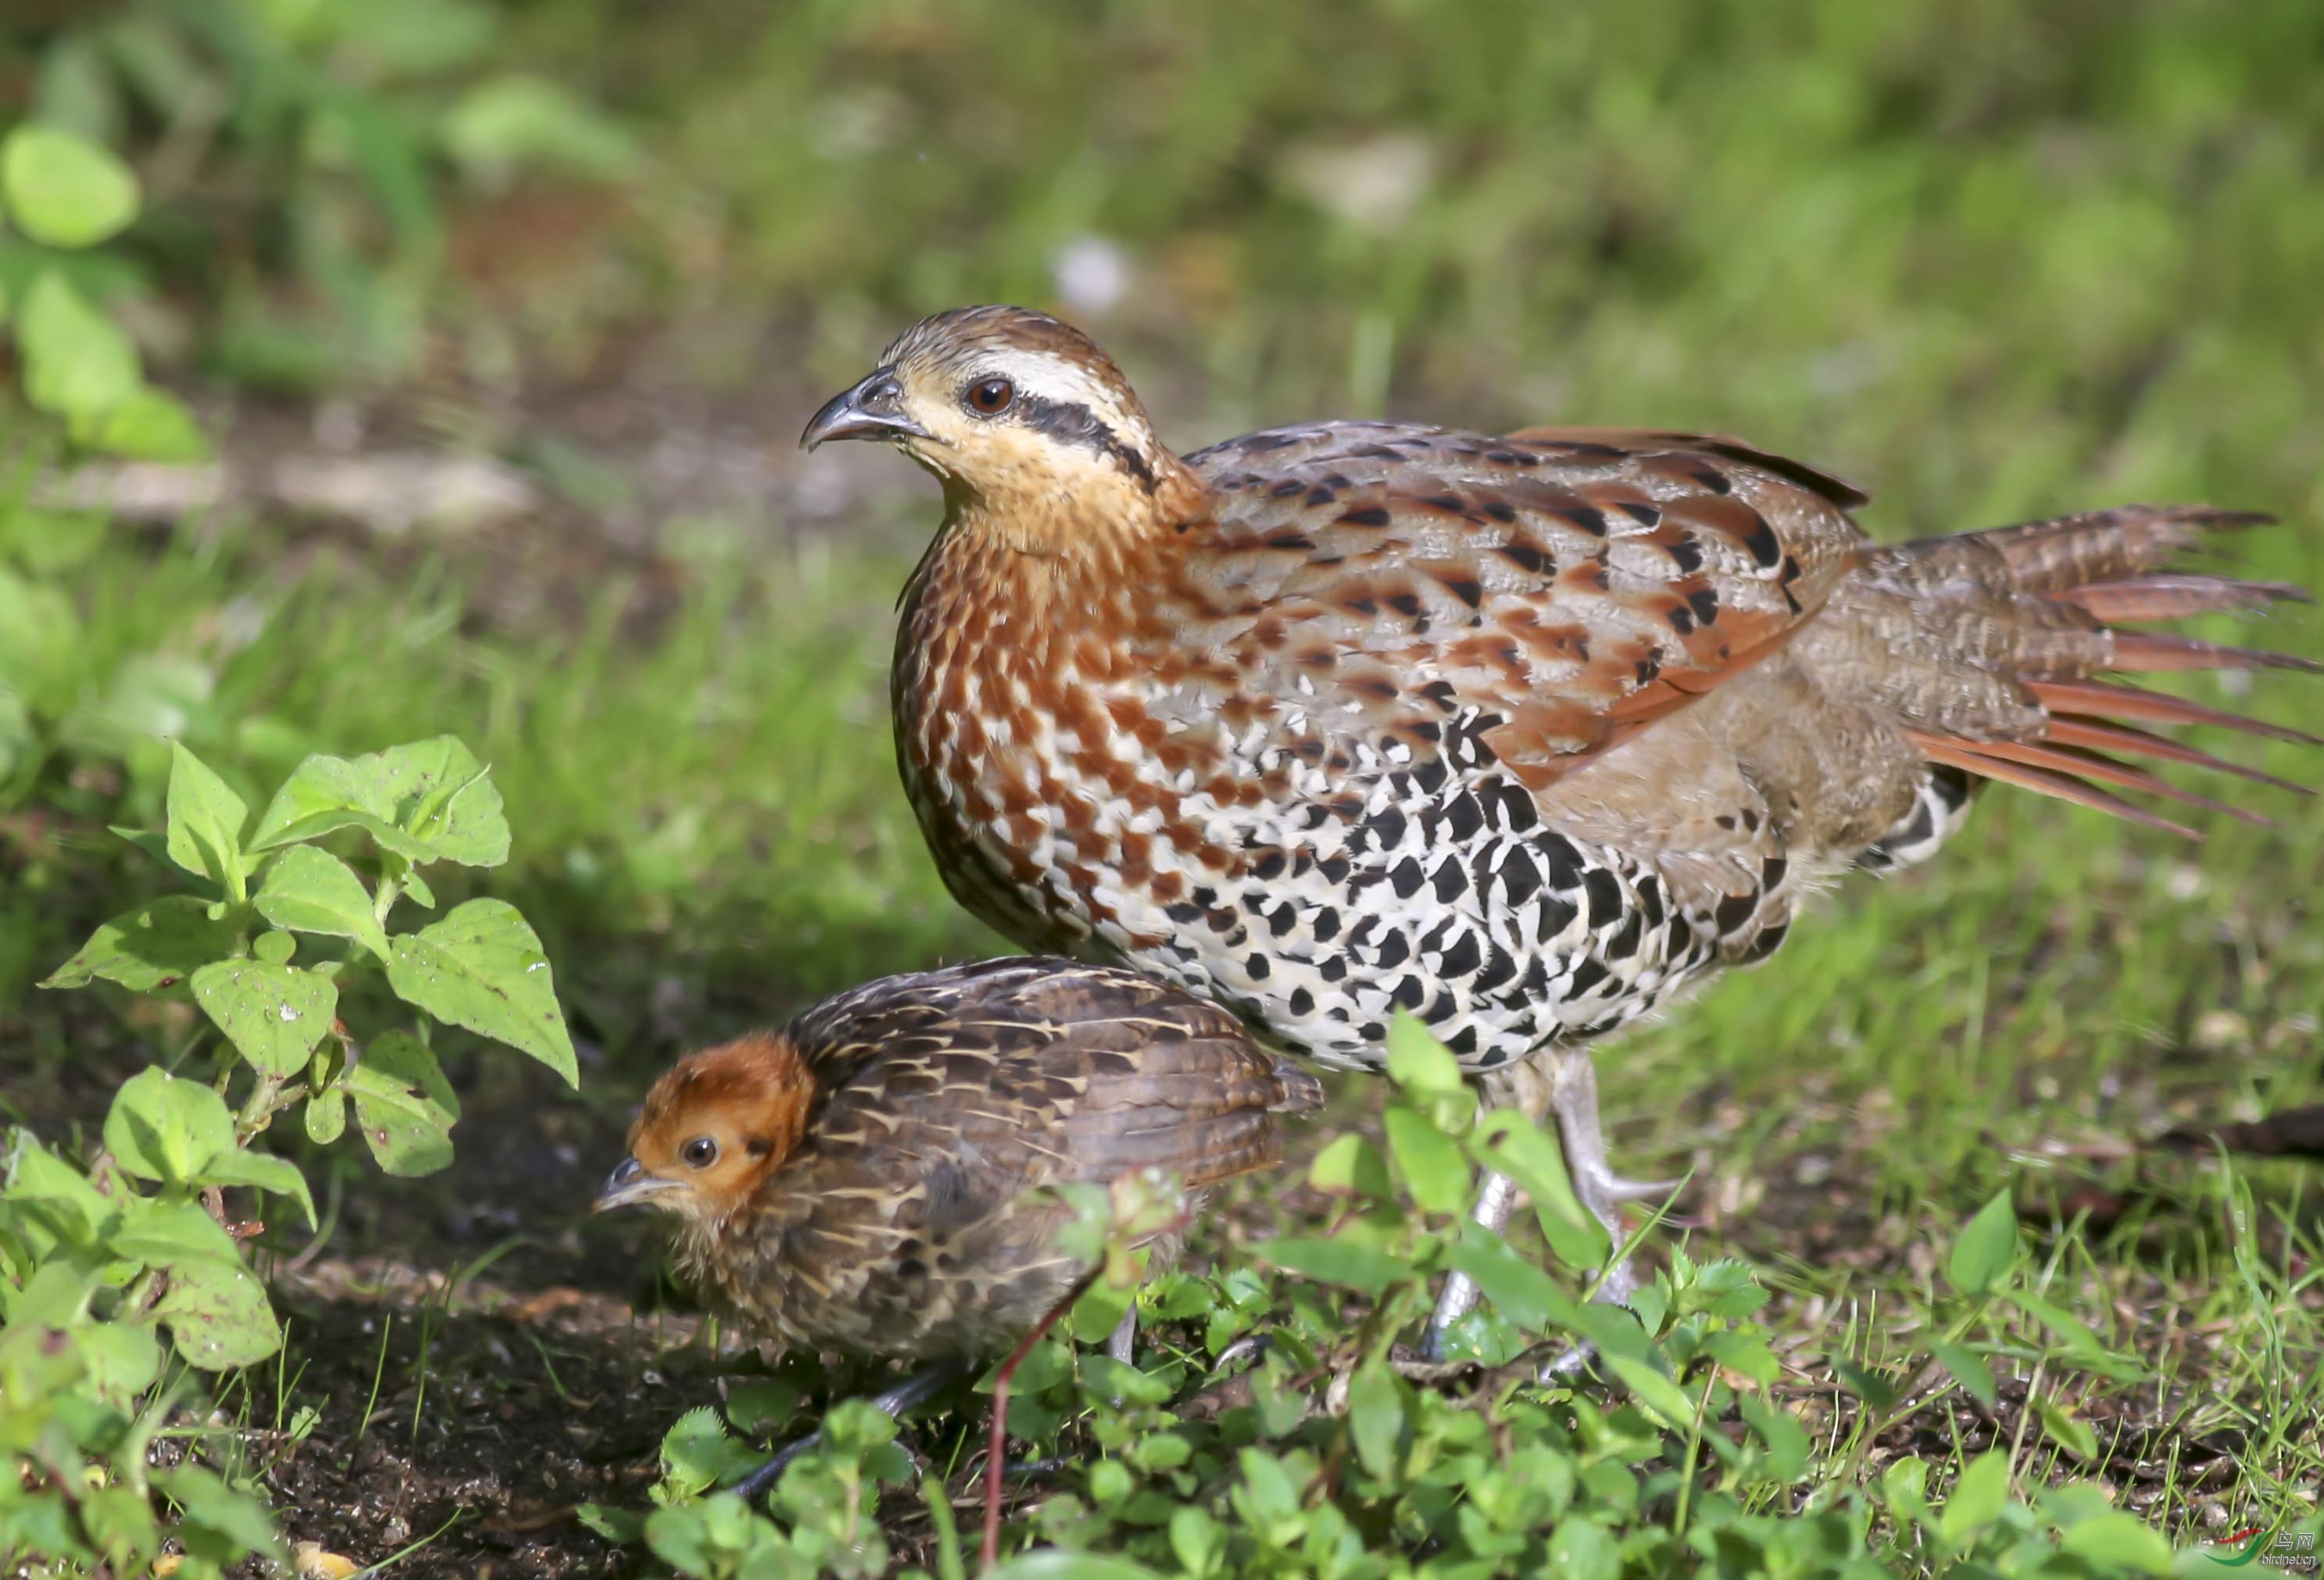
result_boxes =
[595,956,1321,1489]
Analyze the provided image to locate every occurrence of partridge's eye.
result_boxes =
[967,377,1014,416]
[681,1136,719,1169]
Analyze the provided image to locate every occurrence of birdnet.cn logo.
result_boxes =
[2204,1527,2316,1571]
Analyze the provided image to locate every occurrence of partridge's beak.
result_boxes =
[594,1156,681,1214]
[800,369,931,449]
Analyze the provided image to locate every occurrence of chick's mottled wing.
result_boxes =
[768,959,1310,1282]
[1160,421,1869,788]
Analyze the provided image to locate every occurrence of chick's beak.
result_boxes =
[594,1156,682,1214]
[800,368,931,450]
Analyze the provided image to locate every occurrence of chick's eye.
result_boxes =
[967,378,1014,416]
[681,1136,718,1169]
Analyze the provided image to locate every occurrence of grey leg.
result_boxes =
[1105,1303,1138,1365]
[1548,1048,1677,1307]
[1419,1169,1520,1360]
[731,1358,970,1501]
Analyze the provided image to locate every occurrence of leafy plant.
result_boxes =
[1,733,576,1571]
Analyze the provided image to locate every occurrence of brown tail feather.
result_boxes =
[2024,678,2321,746]
[1974,506,2273,592]
[2106,631,2322,675]
[1904,732,2202,839]
[2055,575,2309,623]
[2040,717,2311,796]
[1864,504,2312,838]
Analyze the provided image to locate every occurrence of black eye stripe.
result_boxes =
[1013,392,1159,492]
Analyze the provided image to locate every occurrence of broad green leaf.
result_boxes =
[442,73,642,188]
[1702,1328,1779,1387]
[74,387,209,462]
[198,1149,316,1231]
[41,895,238,992]
[1446,1221,1582,1334]
[164,742,248,896]
[1,1139,112,1243]
[1470,1109,1609,1269]
[149,1253,279,1369]
[16,270,140,420]
[304,1085,347,1145]
[1250,1235,1414,1296]
[191,959,336,1077]
[255,845,390,960]
[2004,1288,2140,1378]
[1930,1339,1999,1408]
[343,1031,459,1175]
[1947,1189,2019,1296]
[1307,1133,1395,1201]
[1382,1103,1471,1216]
[1939,1452,2011,1549]
[1344,1364,1405,1478]
[2056,1511,2172,1574]
[1384,1011,1465,1096]
[2032,1393,2099,1460]
[103,1067,234,1185]
[107,1199,242,1268]
[253,929,296,965]
[250,737,509,867]
[78,1321,163,1410]
[1604,1353,1698,1433]
[385,899,576,1083]
[1740,1396,1811,1482]
[152,1464,285,1560]
[1,126,140,245]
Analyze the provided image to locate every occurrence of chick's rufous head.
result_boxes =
[593,1033,812,1223]
[799,304,1205,550]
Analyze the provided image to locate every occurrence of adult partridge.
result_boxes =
[803,305,2314,1352]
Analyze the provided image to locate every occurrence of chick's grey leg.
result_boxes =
[732,1358,970,1502]
[1419,1170,1520,1361]
[1105,1304,1138,1365]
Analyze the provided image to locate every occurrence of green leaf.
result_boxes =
[1383,1103,1472,1216]
[1939,1452,2011,1549]
[989,1553,1164,1580]
[2056,1510,2172,1574]
[1470,1109,1610,1269]
[1947,1189,2020,1297]
[385,899,576,1083]
[107,1198,242,1267]
[152,1464,284,1561]
[1930,1339,1998,1408]
[1446,1221,1582,1334]
[255,845,391,960]
[191,959,336,1077]
[2031,1393,2099,1460]
[1251,1235,1416,1296]
[16,270,140,420]
[165,742,249,898]
[1604,1353,1698,1433]
[250,737,509,867]
[150,1253,279,1369]
[1385,1011,1465,1096]
[41,895,238,992]
[442,74,642,189]
[73,387,209,462]
[304,1085,347,1146]
[1307,1132,1395,1201]
[103,1067,234,1185]
[1343,1364,1405,1478]
[658,1405,751,1498]
[78,1321,164,1410]
[2,1139,113,1243]
[1739,1396,1810,1482]
[198,1149,316,1231]
[342,1031,459,1176]
[1,126,140,247]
